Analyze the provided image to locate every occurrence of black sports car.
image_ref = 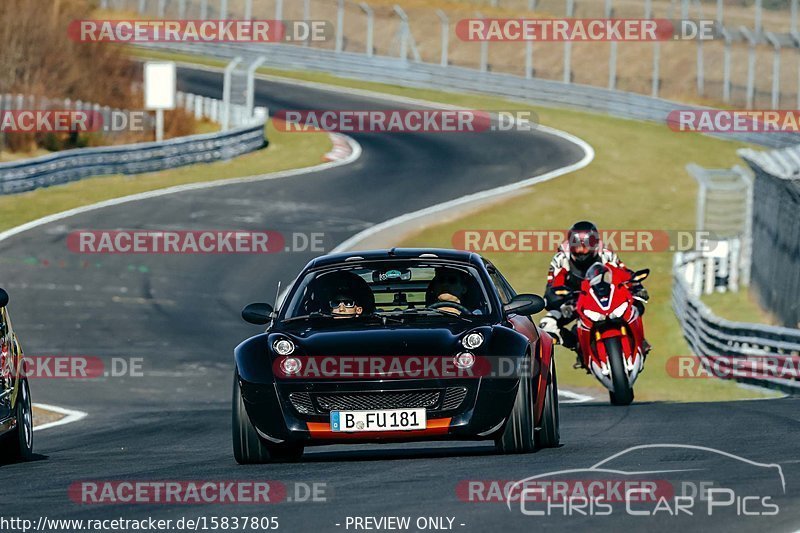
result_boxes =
[233,249,558,463]
[0,288,33,462]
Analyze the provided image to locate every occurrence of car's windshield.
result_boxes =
[282,260,492,322]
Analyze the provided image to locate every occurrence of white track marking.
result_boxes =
[0,135,361,247]
[558,390,595,403]
[33,403,88,432]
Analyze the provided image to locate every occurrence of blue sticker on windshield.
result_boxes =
[385,270,402,279]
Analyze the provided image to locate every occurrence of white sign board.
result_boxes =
[144,62,176,111]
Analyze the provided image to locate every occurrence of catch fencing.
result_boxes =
[738,144,800,330]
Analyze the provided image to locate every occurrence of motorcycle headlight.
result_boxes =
[273,338,295,356]
[583,309,605,322]
[609,302,629,319]
[462,332,484,350]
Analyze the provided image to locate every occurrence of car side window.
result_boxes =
[487,270,512,305]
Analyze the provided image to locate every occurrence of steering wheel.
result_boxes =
[428,301,471,314]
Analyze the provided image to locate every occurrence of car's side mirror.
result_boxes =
[631,269,650,283]
[242,302,274,325]
[503,293,546,316]
[0,288,9,308]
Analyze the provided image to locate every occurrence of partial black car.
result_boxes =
[0,288,33,463]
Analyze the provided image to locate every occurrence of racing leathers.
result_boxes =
[539,242,650,363]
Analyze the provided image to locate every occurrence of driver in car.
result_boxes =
[329,292,364,319]
[427,270,473,315]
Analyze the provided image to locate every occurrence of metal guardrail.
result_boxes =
[673,252,800,393]
[0,94,268,195]
[142,41,800,149]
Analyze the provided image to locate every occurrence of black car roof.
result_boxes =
[306,248,483,270]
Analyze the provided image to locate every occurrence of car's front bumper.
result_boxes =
[239,376,520,445]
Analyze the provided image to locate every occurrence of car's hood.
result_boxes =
[281,323,487,356]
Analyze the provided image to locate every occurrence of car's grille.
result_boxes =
[288,388,469,415]
[442,387,468,410]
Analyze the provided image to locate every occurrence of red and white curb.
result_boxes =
[324,133,355,162]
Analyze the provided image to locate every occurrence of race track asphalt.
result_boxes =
[0,67,797,533]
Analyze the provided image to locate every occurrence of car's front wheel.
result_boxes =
[535,363,560,449]
[232,372,304,464]
[0,378,33,462]
[495,365,536,454]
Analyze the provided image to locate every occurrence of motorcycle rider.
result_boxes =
[538,221,650,367]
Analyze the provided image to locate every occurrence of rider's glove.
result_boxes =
[632,285,649,302]
[539,316,563,345]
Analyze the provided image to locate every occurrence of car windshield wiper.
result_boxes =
[400,308,477,323]
[281,312,335,323]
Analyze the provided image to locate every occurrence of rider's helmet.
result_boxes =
[567,220,601,273]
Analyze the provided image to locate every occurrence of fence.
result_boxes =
[738,144,800,329]
[0,93,268,195]
[105,0,800,110]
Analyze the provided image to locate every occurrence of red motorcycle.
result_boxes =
[552,263,649,405]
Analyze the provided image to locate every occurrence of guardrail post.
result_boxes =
[138,0,147,15]
[696,39,704,97]
[219,0,227,19]
[766,32,781,109]
[477,12,489,73]
[360,3,375,57]
[606,0,617,90]
[158,0,166,17]
[394,5,409,61]
[525,41,534,79]
[741,26,757,109]
[528,0,537,9]
[100,0,108,9]
[681,0,689,19]
[793,0,798,34]
[178,0,186,18]
[563,0,574,83]
[336,0,345,53]
[303,0,311,47]
[244,0,252,20]
[246,56,266,118]
[436,9,449,67]
[200,0,208,20]
[276,0,284,20]
[793,32,800,109]
[222,56,243,131]
[722,28,732,102]
[716,0,724,25]
[646,0,660,97]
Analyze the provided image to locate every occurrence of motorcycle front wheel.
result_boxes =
[605,337,634,406]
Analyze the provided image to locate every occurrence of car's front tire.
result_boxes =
[535,363,560,449]
[495,365,536,454]
[232,372,304,464]
[0,378,33,462]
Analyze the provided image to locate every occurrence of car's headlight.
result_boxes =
[279,356,302,376]
[583,309,606,322]
[273,338,295,356]
[462,332,484,350]
[609,302,629,319]
[454,352,476,369]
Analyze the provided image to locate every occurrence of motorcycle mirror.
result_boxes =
[0,288,8,308]
[632,269,650,282]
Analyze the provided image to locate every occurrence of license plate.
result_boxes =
[330,408,426,432]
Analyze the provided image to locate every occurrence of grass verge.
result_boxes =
[702,289,777,326]
[135,48,780,402]
[0,122,331,232]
